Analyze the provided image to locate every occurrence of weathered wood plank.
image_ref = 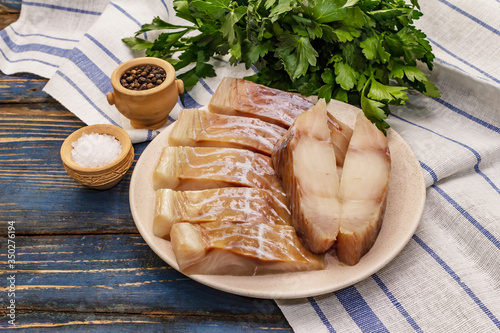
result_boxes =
[0,103,149,235]
[0,72,55,103]
[0,4,20,30]
[0,234,291,331]
[0,0,21,11]
[0,311,292,332]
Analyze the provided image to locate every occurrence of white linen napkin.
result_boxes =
[1,1,499,332]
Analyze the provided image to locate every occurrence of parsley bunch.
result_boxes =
[123,0,440,131]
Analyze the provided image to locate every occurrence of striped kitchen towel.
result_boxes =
[1,1,499,332]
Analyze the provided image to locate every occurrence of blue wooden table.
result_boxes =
[0,3,292,331]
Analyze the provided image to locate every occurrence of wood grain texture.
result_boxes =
[0,234,291,330]
[0,73,55,103]
[1,312,291,332]
[0,0,21,11]
[0,3,19,30]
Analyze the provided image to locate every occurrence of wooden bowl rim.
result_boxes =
[60,124,133,173]
[110,57,175,96]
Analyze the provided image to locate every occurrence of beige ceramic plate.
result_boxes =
[130,100,426,299]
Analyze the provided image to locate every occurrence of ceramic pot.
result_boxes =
[107,57,184,130]
[60,124,134,190]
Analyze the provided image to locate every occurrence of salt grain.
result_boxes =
[71,133,122,168]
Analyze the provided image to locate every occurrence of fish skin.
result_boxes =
[272,100,342,254]
[336,112,391,266]
[208,77,314,129]
[168,108,287,156]
[153,187,291,239]
[153,146,286,200]
[171,221,324,275]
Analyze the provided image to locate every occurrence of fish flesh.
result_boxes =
[272,100,342,254]
[152,146,285,200]
[170,221,324,275]
[168,108,287,156]
[153,187,291,239]
[208,77,314,128]
[327,113,354,167]
[336,112,391,265]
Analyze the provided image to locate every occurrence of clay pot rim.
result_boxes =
[60,124,133,173]
[110,57,175,96]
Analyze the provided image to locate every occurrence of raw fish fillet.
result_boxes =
[153,187,291,239]
[336,112,391,265]
[153,146,285,200]
[168,108,287,156]
[272,100,342,254]
[208,77,314,128]
[170,222,324,275]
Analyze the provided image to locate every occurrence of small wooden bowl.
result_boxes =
[60,124,134,190]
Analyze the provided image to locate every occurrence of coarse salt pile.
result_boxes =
[71,133,122,168]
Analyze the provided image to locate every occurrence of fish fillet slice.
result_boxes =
[272,100,342,254]
[153,146,285,200]
[170,222,324,275]
[168,108,287,156]
[208,77,314,128]
[337,112,391,265]
[153,187,291,239]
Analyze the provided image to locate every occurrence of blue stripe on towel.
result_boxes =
[413,234,500,329]
[372,274,423,333]
[199,78,214,95]
[84,34,122,65]
[335,286,389,333]
[160,0,170,16]
[181,92,203,109]
[22,1,102,15]
[69,48,113,95]
[419,161,438,184]
[431,185,500,250]
[437,0,500,35]
[109,2,147,40]
[212,56,229,64]
[307,297,336,333]
[9,26,80,43]
[0,47,58,67]
[146,130,153,141]
[392,114,500,195]
[432,98,500,134]
[435,58,494,84]
[0,29,72,58]
[55,71,119,126]
[428,38,500,84]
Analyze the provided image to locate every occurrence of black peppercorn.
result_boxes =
[120,65,167,91]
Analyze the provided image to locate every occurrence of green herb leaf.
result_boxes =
[134,16,193,36]
[367,78,408,104]
[221,7,246,44]
[191,0,230,20]
[122,37,153,50]
[335,61,359,91]
[301,0,347,24]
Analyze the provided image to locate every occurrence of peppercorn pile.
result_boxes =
[120,65,166,90]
